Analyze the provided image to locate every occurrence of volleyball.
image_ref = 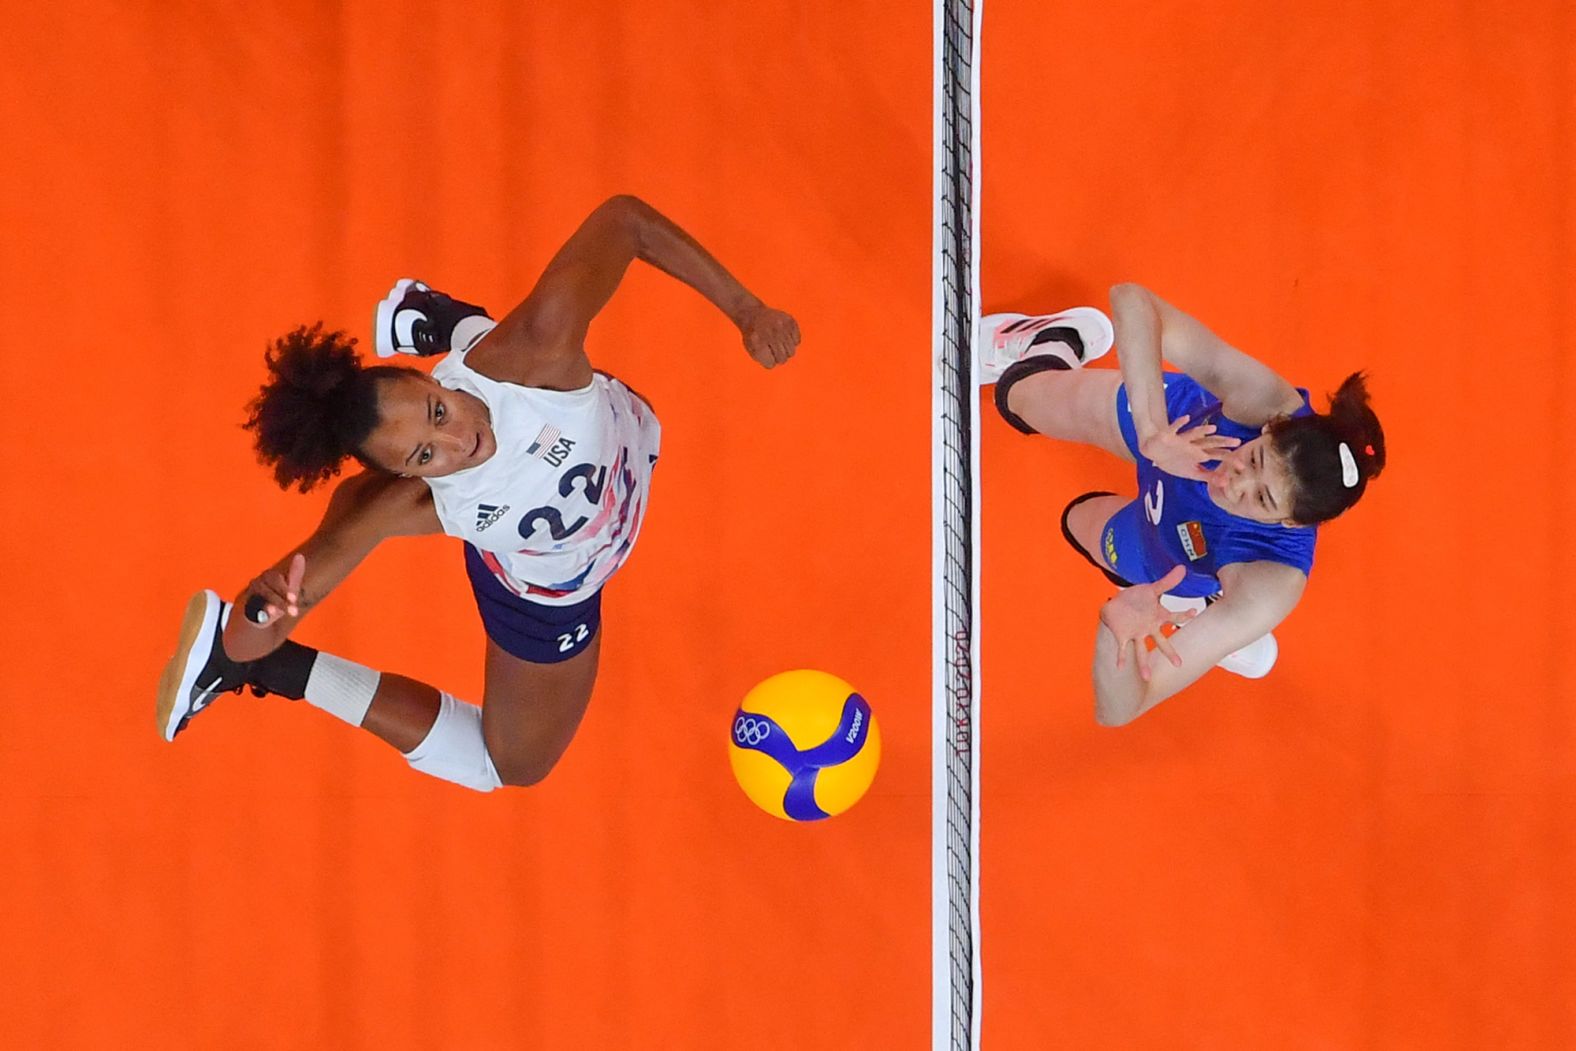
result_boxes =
[728,670,881,821]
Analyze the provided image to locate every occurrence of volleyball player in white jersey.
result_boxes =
[155,196,800,791]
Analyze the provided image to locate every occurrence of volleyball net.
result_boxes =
[932,0,982,1047]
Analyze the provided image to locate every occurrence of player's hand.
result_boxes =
[1099,565,1198,682]
[737,304,801,369]
[1139,414,1240,481]
[244,552,306,625]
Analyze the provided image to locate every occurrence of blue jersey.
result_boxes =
[1100,372,1318,598]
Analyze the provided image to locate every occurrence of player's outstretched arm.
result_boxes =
[221,472,441,662]
[1091,561,1306,726]
[1109,283,1303,427]
[469,195,800,388]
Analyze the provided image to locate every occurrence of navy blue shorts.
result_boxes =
[463,544,602,663]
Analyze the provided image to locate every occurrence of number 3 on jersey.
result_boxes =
[557,623,590,652]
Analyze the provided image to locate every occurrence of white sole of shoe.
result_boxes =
[1157,593,1277,678]
[372,278,418,358]
[1158,593,1208,615]
[155,590,220,742]
[976,306,1115,383]
[1218,632,1278,679]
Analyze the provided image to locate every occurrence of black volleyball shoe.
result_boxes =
[373,279,493,358]
[155,590,269,742]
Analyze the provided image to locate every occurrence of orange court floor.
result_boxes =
[1,1,1572,1049]
[979,1,1574,1048]
[0,3,931,1048]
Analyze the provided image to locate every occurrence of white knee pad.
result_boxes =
[403,693,503,792]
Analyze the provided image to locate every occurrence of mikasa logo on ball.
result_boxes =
[845,708,863,743]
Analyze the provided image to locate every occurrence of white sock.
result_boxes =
[403,692,503,793]
[452,316,496,354]
[303,652,379,727]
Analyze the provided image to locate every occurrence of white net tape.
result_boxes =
[932,0,981,1047]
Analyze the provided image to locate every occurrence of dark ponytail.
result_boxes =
[242,323,407,492]
[1266,372,1386,525]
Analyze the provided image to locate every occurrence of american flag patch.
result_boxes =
[525,424,561,458]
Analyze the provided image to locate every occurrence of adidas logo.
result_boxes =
[475,503,510,531]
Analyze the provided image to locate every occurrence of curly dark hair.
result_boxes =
[242,323,409,492]
[1266,372,1387,525]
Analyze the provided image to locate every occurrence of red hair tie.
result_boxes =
[1364,444,1375,456]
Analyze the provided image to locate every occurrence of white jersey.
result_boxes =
[423,349,661,606]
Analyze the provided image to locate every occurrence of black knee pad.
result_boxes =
[1061,490,1132,588]
[994,355,1072,435]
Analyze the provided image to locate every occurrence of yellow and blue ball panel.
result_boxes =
[728,670,881,821]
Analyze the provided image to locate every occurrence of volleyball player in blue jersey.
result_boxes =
[981,284,1386,726]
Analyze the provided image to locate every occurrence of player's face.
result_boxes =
[1206,431,1296,525]
[360,371,498,478]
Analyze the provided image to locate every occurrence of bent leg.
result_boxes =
[1062,492,1133,587]
[996,365,1134,463]
[168,586,595,792]
[352,633,602,791]
[324,635,600,791]
[360,672,442,752]
[307,660,499,792]
[481,630,602,787]
[301,638,598,792]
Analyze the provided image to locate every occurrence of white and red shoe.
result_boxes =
[1217,632,1278,679]
[1157,593,1279,679]
[976,307,1114,383]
